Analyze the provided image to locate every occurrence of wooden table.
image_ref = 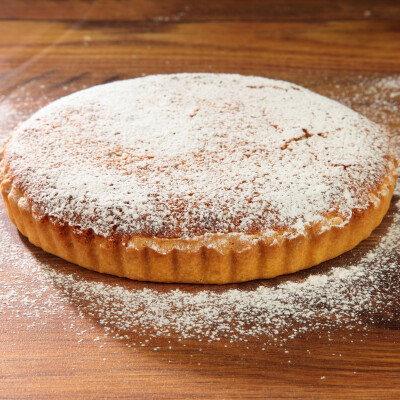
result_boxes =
[1,1,400,398]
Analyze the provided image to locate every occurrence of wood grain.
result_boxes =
[0,1,399,399]
[1,0,400,22]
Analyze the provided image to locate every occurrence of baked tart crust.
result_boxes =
[0,168,396,283]
[0,73,397,283]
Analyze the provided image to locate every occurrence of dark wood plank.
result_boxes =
[1,0,400,22]
[0,20,399,91]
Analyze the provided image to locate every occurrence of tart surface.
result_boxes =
[0,73,397,283]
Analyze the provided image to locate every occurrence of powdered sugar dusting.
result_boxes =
[0,183,398,345]
[0,74,399,348]
[4,73,394,239]
[327,75,400,128]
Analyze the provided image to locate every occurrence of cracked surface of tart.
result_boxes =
[0,73,397,283]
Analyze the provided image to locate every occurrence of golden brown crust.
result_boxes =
[1,157,397,284]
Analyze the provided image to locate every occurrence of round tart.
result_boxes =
[0,73,397,284]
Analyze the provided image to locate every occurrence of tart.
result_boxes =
[0,73,397,284]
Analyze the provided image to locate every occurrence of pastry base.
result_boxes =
[1,169,397,284]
